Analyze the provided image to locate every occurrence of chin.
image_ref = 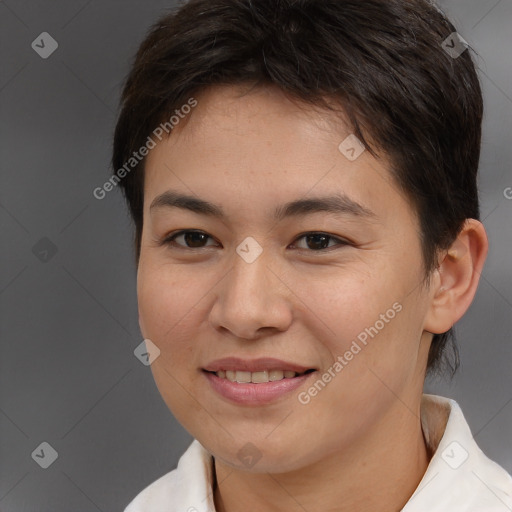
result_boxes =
[201,433,316,474]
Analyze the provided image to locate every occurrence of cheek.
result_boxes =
[137,262,203,356]
[286,266,392,352]
[136,262,208,423]
[290,264,422,392]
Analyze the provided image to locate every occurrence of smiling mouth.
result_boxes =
[205,369,316,383]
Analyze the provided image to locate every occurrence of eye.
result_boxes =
[291,232,350,251]
[161,230,349,251]
[162,230,219,249]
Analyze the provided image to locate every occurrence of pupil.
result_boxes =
[185,232,208,247]
[306,234,329,250]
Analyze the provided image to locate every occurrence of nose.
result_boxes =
[209,249,293,340]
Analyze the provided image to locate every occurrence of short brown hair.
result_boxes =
[112,0,483,377]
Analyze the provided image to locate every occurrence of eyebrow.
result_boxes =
[149,190,376,220]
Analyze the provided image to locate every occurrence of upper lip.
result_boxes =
[203,357,315,373]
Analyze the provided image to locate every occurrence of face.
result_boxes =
[137,84,434,473]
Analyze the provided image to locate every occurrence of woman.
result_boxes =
[112,0,512,510]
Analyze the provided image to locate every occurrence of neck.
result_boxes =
[214,399,430,512]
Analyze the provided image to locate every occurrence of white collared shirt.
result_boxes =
[124,394,512,511]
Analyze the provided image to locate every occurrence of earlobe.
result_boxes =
[423,219,488,335]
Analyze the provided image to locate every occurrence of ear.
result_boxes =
[423,219,488,335]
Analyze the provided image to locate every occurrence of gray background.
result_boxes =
[0,0,510,510]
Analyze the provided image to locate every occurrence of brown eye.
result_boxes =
[183,232,209,247]
[293,232,349,251]
[305,234,330,250]
[164,230,218,248]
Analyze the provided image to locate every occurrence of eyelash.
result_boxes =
[159,230,351,252]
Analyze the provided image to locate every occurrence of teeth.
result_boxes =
[269,370,284,381]
[251,371,268,383]
[236,371,252,383]
[215,369,300,383]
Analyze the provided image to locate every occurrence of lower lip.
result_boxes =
[203,371,315,405]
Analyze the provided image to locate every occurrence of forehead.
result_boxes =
[143,84,414,225]
[169,84,352,153]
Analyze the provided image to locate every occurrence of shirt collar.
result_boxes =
[404,394,512,511]
[127,394,512,511]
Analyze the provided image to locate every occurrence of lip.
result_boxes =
[202,357,317,406]
[203,371,315,405]
[203,357,313,374]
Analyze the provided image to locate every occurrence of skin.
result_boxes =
[137,84,488,512]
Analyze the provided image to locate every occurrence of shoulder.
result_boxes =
[403,394,512,511]
[123,440,215,512]
[124,469,181,512]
